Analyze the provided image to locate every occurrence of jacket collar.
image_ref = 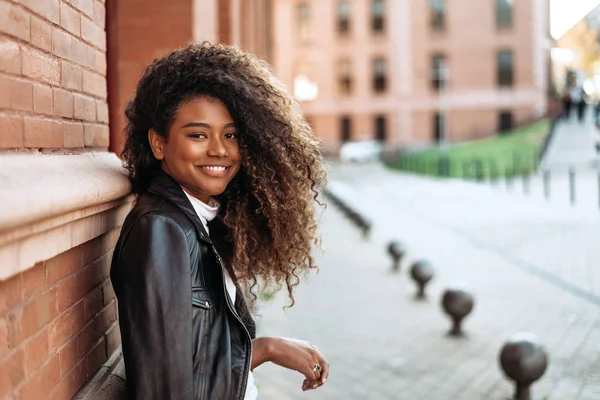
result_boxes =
[146,169,213,245]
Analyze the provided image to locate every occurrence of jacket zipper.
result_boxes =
[213,250,252,400]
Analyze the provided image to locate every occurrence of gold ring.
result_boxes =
[312,363,321,373]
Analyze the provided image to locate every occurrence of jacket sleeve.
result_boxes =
[111,214,194,400]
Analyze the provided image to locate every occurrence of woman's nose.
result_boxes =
[207,137,228,157]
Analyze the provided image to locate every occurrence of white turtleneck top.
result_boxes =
[182,190,258,400]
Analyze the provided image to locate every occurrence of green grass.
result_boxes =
[387,119,551,180]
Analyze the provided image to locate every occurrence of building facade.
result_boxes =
[273,0,550,153]
[0,0,270,398]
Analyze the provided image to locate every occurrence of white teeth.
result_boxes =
[201,166,226,171]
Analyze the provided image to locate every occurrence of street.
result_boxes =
[253,163,600,400]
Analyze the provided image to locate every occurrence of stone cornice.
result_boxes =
[0,152,132,280]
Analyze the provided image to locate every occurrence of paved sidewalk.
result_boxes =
[252,163,600,400]
[541,107,598,172]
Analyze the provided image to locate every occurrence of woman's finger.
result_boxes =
[312,347,329,384]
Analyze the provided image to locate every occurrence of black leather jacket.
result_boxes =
[110,170,256,400]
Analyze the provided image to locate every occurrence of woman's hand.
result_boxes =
[252,336,329,391]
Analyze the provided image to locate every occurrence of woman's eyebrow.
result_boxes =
[181,122,236,128]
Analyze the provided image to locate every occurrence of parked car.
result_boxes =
[339,140,383,163]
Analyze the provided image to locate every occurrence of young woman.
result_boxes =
[110,42,329,399]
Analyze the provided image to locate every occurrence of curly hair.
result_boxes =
[122,42,327,307]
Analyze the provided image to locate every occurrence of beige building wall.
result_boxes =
[273,0,549,153]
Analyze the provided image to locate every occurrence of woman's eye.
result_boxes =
[225,132,238,139]
[189,133,207,139]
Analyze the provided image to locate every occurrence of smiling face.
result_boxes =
[148,96,242,203]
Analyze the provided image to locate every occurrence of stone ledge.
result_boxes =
[0,152,132,280]
[74,349,127,400]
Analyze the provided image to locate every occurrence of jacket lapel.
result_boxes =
[147,169,214,245]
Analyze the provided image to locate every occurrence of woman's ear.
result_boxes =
[148,129,165,160]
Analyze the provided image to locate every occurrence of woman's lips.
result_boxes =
[198,165,229,177]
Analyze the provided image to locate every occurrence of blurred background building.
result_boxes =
[273,0,550,154]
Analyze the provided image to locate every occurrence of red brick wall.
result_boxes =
[0,0,108,150]
[0,229,121,399]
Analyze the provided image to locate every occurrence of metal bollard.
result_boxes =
[569,168,576,206]
[410,260,434,299]
[441,286,474,336]
[499,332,548,400]
[543,170,550,200]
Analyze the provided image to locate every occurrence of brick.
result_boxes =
[52,88,74,118]
[50,301,84,350]
[83,287,103,322]
[85,336,106,379]
[0,76,9,108]
[102,281,114,306]
[51,27,72,61]
[0,3,31,42]
[83,123,108,147]
[56,277,76,314]
[46,246,83,286]
[96,100,108,123]
[92,1,105,28]
[0,114,23,148]
[0,274,22,312]
[78,302,115,357]
[9,290,56,345]
[21,262,46,299]
[58,337,79,378]
[84,43,97,70]
[33,84,53,115]
[63,121,85,148]
[81,231,117,266]
[61,61,83,91]
[0,318,9,358]
[83,69,106,98]
[24,329,49,374]
[31,16,52,52]
[70,0,94,17]
[94,48,106,75]
[81,16,105,51]
[8,78,33,112]
[19,368,47,400]
[105,322,120,356]
[21,0,60,25]
[22,46,60,86]
[49,360,85,400]
[73,93,96,121]
[0,350,25,398]
[70,38,87,66]
[0,38,21,75]
[23,116,63,148]
[60,3,81,37]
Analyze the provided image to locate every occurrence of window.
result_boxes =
[496,0,513,28]
[338,59,353,95]
[430,0,445,30]
[340,116,352,142]
[498,111,514,132]
[371,0,384,33]
[431,54,447,91]
[497,51,514,87]
[372,57,387,93]
[433,112,445,143]
[297,3,311,41]
[375,115,387,141]
[337,1,351,35]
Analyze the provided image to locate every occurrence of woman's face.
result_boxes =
[149,96,242,203]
